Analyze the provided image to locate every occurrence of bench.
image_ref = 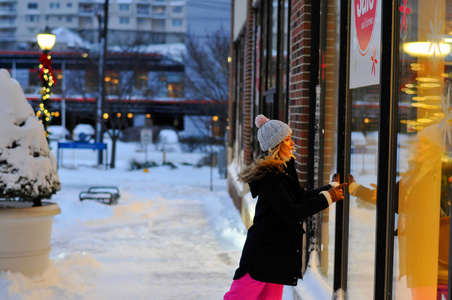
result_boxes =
[79,186,120,205]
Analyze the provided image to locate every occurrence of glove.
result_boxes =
[347,174,355,184]
[332,173,341,183]
[328,183,347,203]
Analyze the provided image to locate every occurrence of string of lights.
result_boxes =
[37,52,56,140]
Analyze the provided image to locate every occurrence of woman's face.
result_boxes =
[280,135,295,159]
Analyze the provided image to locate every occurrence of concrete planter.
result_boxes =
[0,201,61,276]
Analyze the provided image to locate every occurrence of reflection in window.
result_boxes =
[346,86,379,299]
[395,1,450,299]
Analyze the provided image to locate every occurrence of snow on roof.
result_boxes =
[51,27,92,50]
[143,43,186,62]
[109,43,186,63]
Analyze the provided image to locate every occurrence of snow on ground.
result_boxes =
[0,140,297,299]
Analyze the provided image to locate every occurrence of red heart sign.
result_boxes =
[355,0,377,56]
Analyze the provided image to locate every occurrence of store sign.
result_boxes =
[349,0,382,89]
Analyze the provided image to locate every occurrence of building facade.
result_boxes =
[0,0,186,50]
[228,0,451,299]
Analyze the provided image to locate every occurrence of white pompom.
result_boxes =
[255,114,269,128]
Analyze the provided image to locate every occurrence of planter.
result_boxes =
[0,201,61,276]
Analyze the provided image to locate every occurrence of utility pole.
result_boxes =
[96,0,109,165]
[61,61,66,131]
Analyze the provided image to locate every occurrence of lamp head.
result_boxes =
[37,27,56,51]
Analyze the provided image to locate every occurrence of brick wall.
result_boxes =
[289,0,312,183]
[242,0,254,167]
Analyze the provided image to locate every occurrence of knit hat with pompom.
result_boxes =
[255,114,292,151]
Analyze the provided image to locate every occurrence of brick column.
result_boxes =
[242,0,255,166]
[289,0,312,183]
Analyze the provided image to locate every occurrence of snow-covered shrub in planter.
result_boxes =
[0,69,60,204]
[0,69,61,276]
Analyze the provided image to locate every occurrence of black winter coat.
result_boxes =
[233,157,331,286]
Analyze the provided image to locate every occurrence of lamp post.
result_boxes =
[210,115,219,191]
[37,26,56,142]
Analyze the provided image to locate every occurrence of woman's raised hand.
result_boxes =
[328,183,347,203]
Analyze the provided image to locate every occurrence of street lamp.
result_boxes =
[37,26,56,142]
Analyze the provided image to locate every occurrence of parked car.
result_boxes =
[156,129,181,152]
[48,125,71,141]
[73,124,95,142]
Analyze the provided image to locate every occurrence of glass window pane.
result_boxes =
[267,0,278,88]
[320,0,338,288]
[394,1,450,299]
[347,86,379,299]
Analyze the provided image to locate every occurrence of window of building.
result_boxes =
[66,16,72,22]
[25,15,39,22]
[393,1,451,299]
[234,36,245,171]
[153,6,165,15]
[172,6,183,13]
[79,4,92,13]
[346,86,380,298]
[137,4,149,15]
[155,20,165,27]
[172,19,182,27]
[119,17,130,24]
[50,2,60,9]
[27,2,38,9]
[119,4,129,11]
[252,6,262,159]
[267,0,277,89]
[67,2,72,8]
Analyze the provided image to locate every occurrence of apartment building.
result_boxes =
[0,0,186,50]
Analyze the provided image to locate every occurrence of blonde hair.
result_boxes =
[268,139,295,162]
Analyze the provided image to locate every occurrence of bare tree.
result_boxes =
[182,28,230,141]
[64,44,160,168]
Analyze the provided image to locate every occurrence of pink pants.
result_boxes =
[224,273,284,300]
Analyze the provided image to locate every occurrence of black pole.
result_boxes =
[374,0,397,298]
[97,0,109,165]
[333,0,349,294]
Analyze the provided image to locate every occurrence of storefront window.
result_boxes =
[253,7,262,159]
[234,37,245,170]
[282,0,289,116]
[395,1,450,299]
[346,86,379,299]
[267,0,278,89]
[320,0,339,288]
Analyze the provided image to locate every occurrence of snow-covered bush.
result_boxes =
[0,69,60,203]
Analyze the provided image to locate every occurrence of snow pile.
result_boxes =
[0,253,100,300]
[0,69,60,201]
[295,251,333,300]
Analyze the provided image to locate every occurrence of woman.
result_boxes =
[224,115,346,300]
